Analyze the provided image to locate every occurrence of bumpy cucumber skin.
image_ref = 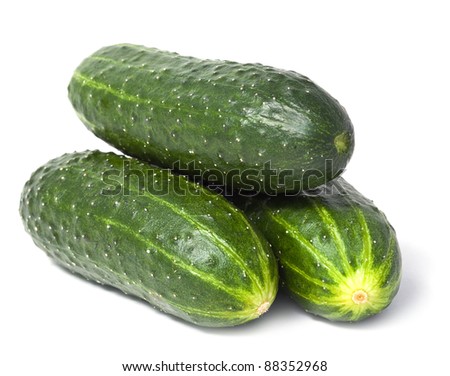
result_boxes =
[19,151,278,327]
[242,178,401,322]
[68,44,354,194]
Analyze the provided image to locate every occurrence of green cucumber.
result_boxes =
[241,178,401,322]
[19,150,278,327]
[68,44,354,194]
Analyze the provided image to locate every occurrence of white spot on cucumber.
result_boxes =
[257,301,270,316]
[352,290,368,305]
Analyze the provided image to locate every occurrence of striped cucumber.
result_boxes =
[68,44,354,194]
[19,150,278,327]
[242,178,401,322]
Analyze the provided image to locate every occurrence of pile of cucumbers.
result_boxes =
[20,44,401,327]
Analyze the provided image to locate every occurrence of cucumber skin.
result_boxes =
[19,151,278,327]
[68,44,354,194]
[241,178,401,322]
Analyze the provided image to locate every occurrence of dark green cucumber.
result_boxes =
[19,151,278,327]
[68,44,354,194]
[242,178,401,322]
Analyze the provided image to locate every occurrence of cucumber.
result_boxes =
[19,150,278,327]
[68,44,354,194]
[241,178,401,322]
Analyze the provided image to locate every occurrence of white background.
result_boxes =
[2,1,448,374]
